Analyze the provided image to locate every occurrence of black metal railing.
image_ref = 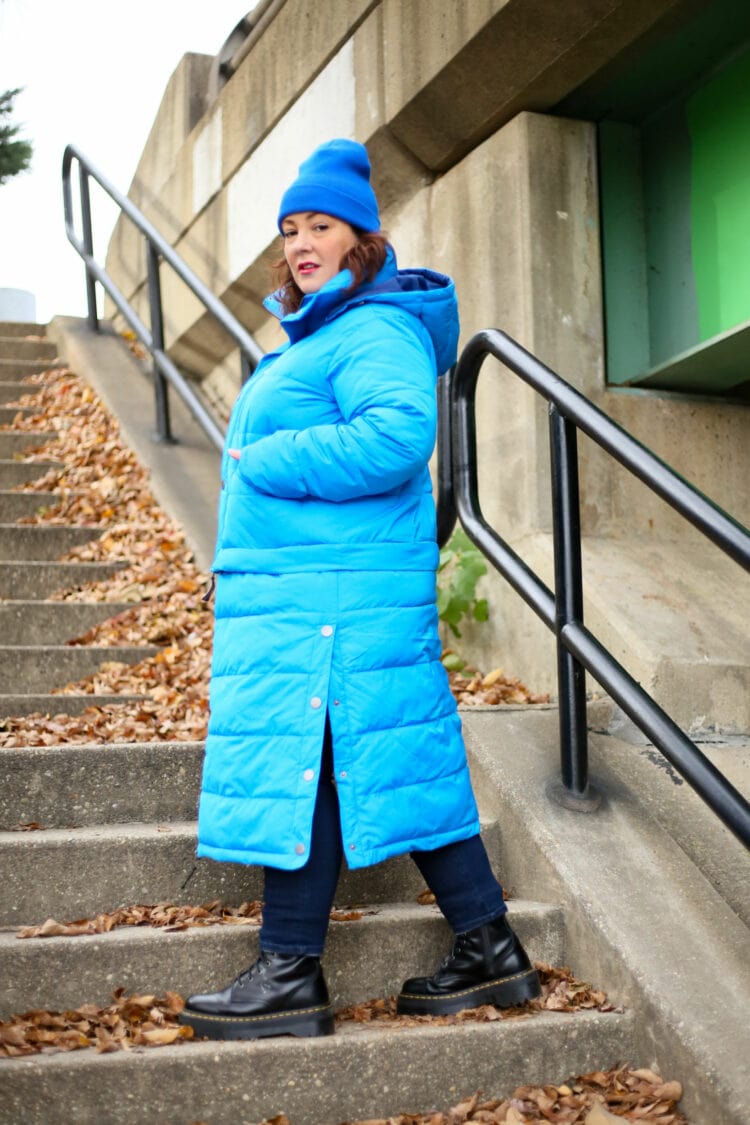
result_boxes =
[62,143,264,451]
[442,328,750,848]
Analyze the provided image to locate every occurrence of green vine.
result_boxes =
[437,528,488,671]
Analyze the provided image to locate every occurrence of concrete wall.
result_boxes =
[103,0,750,724]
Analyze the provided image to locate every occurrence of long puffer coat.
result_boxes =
[196,248,481,870]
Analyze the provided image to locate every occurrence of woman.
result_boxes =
[179,139,540,1041]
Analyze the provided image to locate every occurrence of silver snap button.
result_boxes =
[321,625,333,637]
[339,771,347,779]
[303,768,314,781]
[349,843,356,851]
[295,844,305,855]
[310,696,322,709]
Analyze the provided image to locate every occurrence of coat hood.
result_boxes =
[264,246,459,375]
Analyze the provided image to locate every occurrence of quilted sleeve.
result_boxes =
[236,308,437,502]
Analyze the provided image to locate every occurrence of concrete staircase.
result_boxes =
[0,322,156,719]
[0,320,748,1124]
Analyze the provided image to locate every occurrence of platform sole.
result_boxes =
[396,966,542,1016]
[178,1002,335,1040]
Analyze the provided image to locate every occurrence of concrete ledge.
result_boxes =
[0,432,58,457]
[0,525,100,560]
[0,560,127,599]
[0,1009,635,1125]
[0,459,63,485]
[0,900,563,1016]
[0,645,158,693]
[0,741,206,828]
[0,693,148,720]
[0,490,59,519]
[0,601,136,645]
[463,707,750,1125]
[0,819,505,927]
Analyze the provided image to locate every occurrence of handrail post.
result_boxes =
[548,404,599,810]
[436,367,457,548]
[146,244,174,443]
[78,164,99,332]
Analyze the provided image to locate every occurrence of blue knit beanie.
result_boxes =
[277,138,380,233]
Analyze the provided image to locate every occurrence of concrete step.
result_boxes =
[0,359,60,380]
[0,432,57,457]
[0,338,58,362]
[0,489,59,519]
[0,644,158,693]
[0,600,133,645]
[0,693,149,719]
[0,1009,635,1125]
[0,899,564,1017]
[0,404,36,423]
[0,820,504,927]
[0,378,48,405]
[0,458,63,486]
[0,741,205,828]
[0,560,126,598]
[0,321,48,337]
[0,524,100,560]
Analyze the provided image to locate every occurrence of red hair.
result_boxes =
[271,231,390,316]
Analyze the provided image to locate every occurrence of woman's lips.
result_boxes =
[297,262,318,276]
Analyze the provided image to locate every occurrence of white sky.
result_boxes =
[0,0,251,323]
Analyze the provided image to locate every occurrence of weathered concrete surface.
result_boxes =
[0,337,57,362]
[0,644,158,693]
[0,692,147,719]
[0,560,127,599]
[464,706,750,1125]
[0,457,63,484]
[0,818,505,928]
[0,900,563,1016]
[0,600,135,645]
[0,1010,635,1125]
[0,524,100,560]
[0,490,58,519]
[0,431,58,457]
[48,317,220,573]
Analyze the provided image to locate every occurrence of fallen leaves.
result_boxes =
[447,667,550,707]
[330,1066,687,1123]
[336,965,617,1030]
[16,900,374,939]
[0,989,190,1057]
[16,900,264,938]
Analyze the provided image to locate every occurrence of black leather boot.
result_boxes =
[396,913,541,1016]
[179,951,334,1039]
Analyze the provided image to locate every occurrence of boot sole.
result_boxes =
[178,1003,335,1040]
[396,966,541,1017]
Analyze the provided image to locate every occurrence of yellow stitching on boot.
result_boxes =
[399,967,538,1001]
[181,1003,332,1024]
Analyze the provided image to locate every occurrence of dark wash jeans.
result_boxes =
[260,718,506,956]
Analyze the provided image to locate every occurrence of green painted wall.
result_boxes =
[687,48,750,341]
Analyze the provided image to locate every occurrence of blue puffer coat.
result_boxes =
[196,248,480,870]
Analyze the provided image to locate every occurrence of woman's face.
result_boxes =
[281,212,359,295]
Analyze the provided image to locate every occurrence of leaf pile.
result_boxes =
[330,1067,686,1123]
[16,900,371,939]
[0,989,191,1057]
[16,899,264,938]
[337,964,616,1030]
[0,365,547,748]
[447,667,549,707]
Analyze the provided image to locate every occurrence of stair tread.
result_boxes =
[0,1009,635,1125]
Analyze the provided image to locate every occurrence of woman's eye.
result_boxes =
[313,224,329,232]
[282,230,296,239]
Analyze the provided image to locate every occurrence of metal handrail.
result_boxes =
[62,143,264,451]
[448,328,750,848]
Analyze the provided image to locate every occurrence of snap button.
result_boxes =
[295,844,305,855]
[349,843,356,851]
[333,699,340,706]
[321,625,333,637]
[339,771,347,779]
[303,768,314,781]
[310,696,322,709]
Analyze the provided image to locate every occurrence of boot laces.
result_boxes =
[237,952,272,986]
